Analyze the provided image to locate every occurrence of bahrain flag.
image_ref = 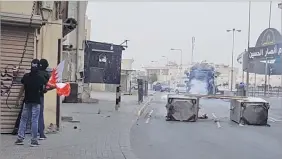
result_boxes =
[47,61,71,97]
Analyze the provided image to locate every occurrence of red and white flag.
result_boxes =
[47,61,71,97]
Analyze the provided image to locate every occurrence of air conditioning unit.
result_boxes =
[41,1,54,11]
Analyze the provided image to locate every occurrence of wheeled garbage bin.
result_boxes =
[166,94,199,122]
[230,97,270,125]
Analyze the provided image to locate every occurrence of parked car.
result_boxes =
[161,84,171,92]
[175,83,187,94]
[153,82,162,91]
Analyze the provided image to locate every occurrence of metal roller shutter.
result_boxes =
[1,25,35,134]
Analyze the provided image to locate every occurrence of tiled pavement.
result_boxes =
[0,93,154,159]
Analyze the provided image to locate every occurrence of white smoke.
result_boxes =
[188,79,208,95]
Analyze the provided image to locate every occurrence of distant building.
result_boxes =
[131,70,146,81]
[144,66,178,83]
[120,59,134,92]
[144,62,239,90]
[238,72,282,87]
[214,64,239,90]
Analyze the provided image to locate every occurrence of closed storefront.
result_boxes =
[1,25,35,133]
[0,13,42,133]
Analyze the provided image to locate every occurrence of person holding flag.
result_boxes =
[38,59,54,140]
[15,59,71,144]
[15,59,48,147]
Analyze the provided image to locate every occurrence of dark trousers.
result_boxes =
[38,97,45,137]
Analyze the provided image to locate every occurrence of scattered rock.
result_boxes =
[61,116,73,122]
[82,98,99,103]
[69,120,80,123]
[45,123,58,134]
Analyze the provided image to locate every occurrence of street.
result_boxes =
[131,92,282,159]
[0,94,146,159]
[1,92,282,159]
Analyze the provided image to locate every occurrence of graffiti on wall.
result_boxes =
[0,65,22,96]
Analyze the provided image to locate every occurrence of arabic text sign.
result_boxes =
[248,43,282,60]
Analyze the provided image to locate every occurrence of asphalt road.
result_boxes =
[130,92,282,159]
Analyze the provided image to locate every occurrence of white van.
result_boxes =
[175,84,187,94]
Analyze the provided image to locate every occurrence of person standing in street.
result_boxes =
[15,59,48,147]
[38,59,52,140]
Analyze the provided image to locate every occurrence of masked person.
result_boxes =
[15,59,48,147]
[38,59,53,140]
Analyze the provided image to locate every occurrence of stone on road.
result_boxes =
[131,92,282,159]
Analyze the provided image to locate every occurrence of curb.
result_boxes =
[137,92,156,117]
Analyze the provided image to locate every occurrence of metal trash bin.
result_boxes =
[166,94,199,122]
[230,97,270,125]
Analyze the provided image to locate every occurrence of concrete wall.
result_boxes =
[37,20,62,127]
[0,1,34,14]
[63,1,88,82]
[62,1,88,101]
[90,83,106,91]
[85,15,91,40]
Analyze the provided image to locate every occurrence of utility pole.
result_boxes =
[264,58,268,96]
[246,1,251,96]
[227,28,241,92]
[264,1,272,97]
[278,2,282,90]
[191,37,195,64]
[268,67,272,96]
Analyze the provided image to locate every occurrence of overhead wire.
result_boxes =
[5,1,37,109]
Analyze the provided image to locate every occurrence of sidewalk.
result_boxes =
[0,93,154,159]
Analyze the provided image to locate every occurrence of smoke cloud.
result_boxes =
[188,79,208,95]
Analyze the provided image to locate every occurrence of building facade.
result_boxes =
[214,64,239,90]
[0,1,79,133]
[120,59,134,92]
[61,1,88,102]
[144,63,239,90]
[0,1,65,133]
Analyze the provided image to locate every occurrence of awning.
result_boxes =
[0,12,42,28]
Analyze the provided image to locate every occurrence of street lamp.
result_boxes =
[170,48,183,69]
[40,1,54,22]
[227,28,241,92]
